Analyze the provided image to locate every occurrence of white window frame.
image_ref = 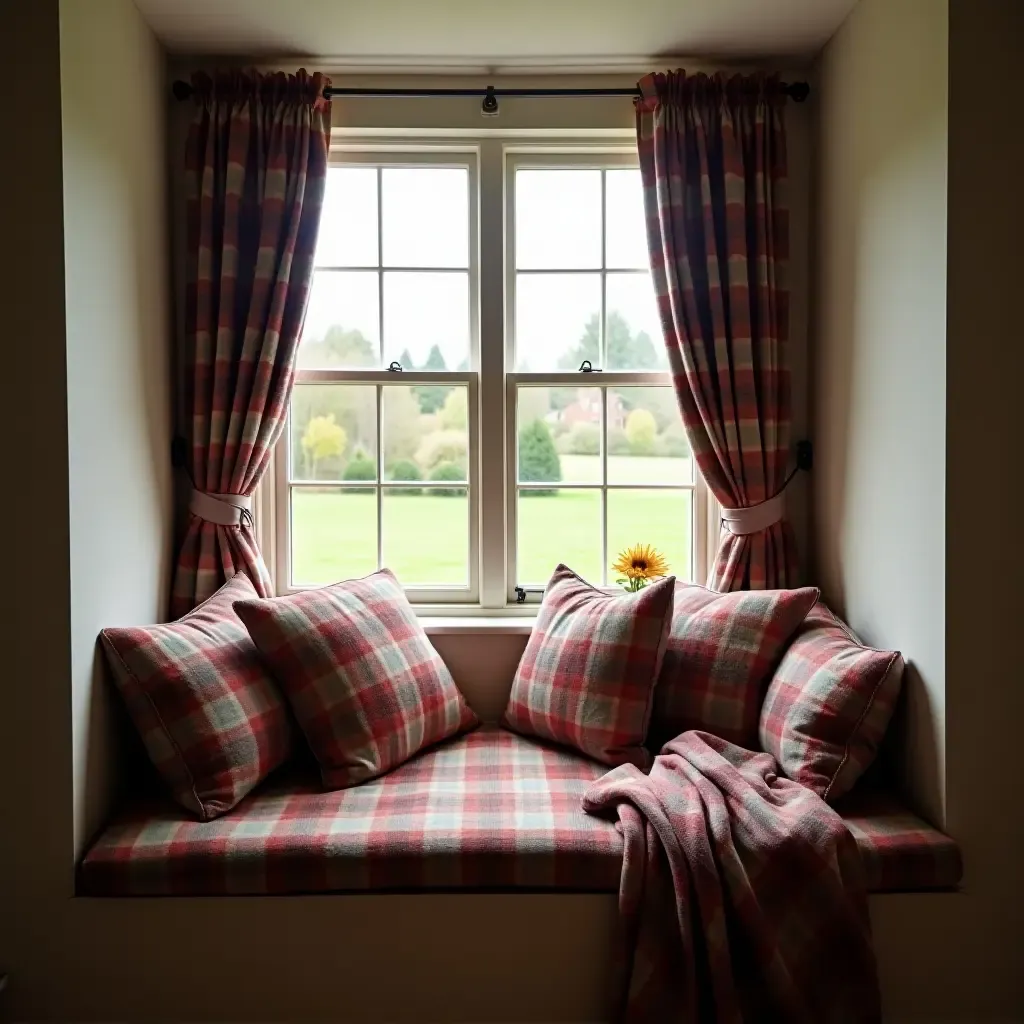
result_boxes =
[264,136,713,610]
[273,146,481,604]
[503,149,709,603]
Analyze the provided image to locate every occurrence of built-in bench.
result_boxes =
[80,726,961,897]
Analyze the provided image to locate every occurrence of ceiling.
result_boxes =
[133,0,857,69]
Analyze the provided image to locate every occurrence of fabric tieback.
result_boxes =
[189,489,254,528]
[721,492,785,536]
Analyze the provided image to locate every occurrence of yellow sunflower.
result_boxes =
[612,543,670,592]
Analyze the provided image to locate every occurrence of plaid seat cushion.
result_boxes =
[650,584,820,749]
[835,788,963,892]
[503,565,674,768]
[80,726,623,895]
[80,728,961,897]
[759,603,904,802]
[100,573,294,821]
[234,569,479,789]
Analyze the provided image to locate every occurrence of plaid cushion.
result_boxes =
[835,788,963,892]
[759,603,904,802]
[100,573,293,821]
[80,729,961,897]
[80,726,623,895]
[234,569,478,789]
[650,583,819,749]
[503,565,674,768]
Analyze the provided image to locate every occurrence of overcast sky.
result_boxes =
[301,166,661,371]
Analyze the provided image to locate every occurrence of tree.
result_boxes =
[398,347,415,370]
[301,414,346,479]
[518,420,561,496]
[557,312,666,371]
[413,344,453,414]
[416,430,467,474]
[300,325,376,369]
[382,385,423,467]
[626,408,657,455]
[437,388,467,430]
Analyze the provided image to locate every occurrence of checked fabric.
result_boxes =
[80,727,962,897]
[234,569,479,789]
[503,565,674,769]
[100,573,294,820]
[650,582,819,751]
[760,602,905,802]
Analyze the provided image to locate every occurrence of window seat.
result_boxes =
[80,726,961,897]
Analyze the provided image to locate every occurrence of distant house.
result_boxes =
[558,388,627,430]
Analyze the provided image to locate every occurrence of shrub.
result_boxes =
[607,425,631,456]
[519,419,561,497]
[563,421,600,456]
[626,408,657,456]
[387,458,422,496]
[660,421,692,459]
[342,448,376,494]
[416,429,468,474]
[437,388,468,431]
[429,460,465,497]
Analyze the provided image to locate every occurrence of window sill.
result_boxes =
[419,614,538,635]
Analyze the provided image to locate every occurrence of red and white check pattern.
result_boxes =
[234,570,478,789]
[760,603,904,801]
[503,566,674,768]
[171,70,332,616]
[80,727,961,897]
[100,573,294,820]
[584,731,882,1021]
[80,726,622,895]
[636,71,798,591]
[651,582,819,750]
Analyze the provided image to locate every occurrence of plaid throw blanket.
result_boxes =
[583,731,880,1023]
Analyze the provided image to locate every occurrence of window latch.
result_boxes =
[578,360,602,373]
[387,361,403,372]
[514,586,527,604]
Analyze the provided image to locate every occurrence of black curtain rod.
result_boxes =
[171,80,810,105]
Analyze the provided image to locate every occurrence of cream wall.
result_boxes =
[61,0,175,853]
[813,0,949,825]
[814,0,1023,1017]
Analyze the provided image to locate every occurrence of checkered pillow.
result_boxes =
[100,572,294,821]
[234,569,479,789]
[650,583,820,750]
[503,564,675,768]
[759,603,904,802]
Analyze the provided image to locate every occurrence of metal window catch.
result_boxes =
[481,86,499,117]
[387,361,403,372]
[578,360,602,373]
[514,586,527,604]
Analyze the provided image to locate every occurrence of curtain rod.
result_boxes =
[171,80,811,112]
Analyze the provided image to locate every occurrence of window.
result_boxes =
[273,141,708,608]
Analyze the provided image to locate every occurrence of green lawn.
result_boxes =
[292,484,692,589]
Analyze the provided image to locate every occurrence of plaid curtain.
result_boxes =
[636,71,798,591]
[170,69,332,617]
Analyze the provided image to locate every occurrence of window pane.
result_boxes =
[517,488,601,586]
[607,387,692,484]
[515,272,600,372]
[605,169,649,270]
[384,384,467,483]
[314,168,378,268]
[290,384,377,482]
[382,167,469,269]
[515,169,601,269]
[383,488,468,586]
[518,386,602,484]
[604,273,666,371]
[299,271,380,368]
[291,487,378,586]
[383,271,469,371]
[607,489,692,584]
